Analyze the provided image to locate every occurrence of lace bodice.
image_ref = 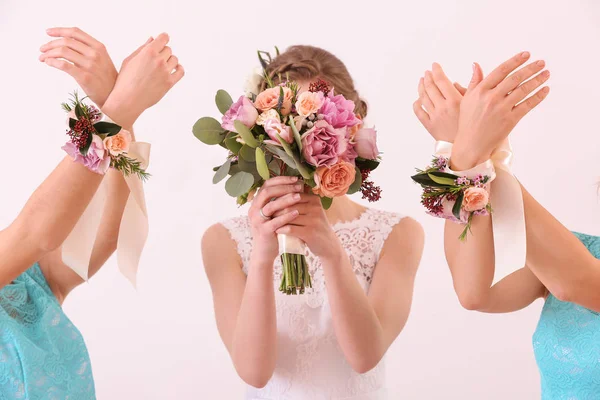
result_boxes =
[0,264,95,400]
[532,232,600,400]
[221,208,404,400]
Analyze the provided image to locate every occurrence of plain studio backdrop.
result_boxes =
[1,0,599,398]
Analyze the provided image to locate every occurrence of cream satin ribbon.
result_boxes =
[435,140,526,284]
[61,142,150,287]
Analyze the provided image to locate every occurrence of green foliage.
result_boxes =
[255,147,270,180]
[193,117,226,145]
[215,90,233,115]
[234,120,258,148]
[225,171,254,197]
[213,159,231,184]
[347,166,363,195]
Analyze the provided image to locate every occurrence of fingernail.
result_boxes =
[472,62,477,72]
[292,210,299,216]
[295,184,303,190]
[293,194,301,200]
[290,176,298,182]
[537,60,545,67]
[542,70,550,78]
[521,51,530,58]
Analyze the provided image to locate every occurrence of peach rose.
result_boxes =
[313,161,356,198]
[295,91,324,117]
[103,129,132,156]
[256,109,281,126]
[463,187,489,212]
[254,87,293,115]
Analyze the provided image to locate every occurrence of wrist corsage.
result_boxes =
[411,155,495,240]
[61,92,149,180]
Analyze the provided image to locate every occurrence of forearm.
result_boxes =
[231,253,277,387]
[0,158,104,288]
[321,248,386,373]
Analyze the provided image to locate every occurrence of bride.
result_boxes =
[202,45,424,399]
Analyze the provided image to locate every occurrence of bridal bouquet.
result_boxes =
[193,51,382,294]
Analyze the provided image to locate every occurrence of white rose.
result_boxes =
[244,67,264,97]
[256,109,281,126]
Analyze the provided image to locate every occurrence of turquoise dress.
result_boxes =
[533,232,600,400]
[0,263,95,400]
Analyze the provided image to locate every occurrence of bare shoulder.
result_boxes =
[381,216,424,272]
[201,222,243,274]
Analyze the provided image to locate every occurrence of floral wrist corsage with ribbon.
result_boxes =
[61,92,149,180]
[411,155,495,240]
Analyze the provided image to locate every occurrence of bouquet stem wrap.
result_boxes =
[277,234,311,295]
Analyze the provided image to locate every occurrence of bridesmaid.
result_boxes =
[0,28,183,398]
[202,46,424,399]
[414,52,600,398]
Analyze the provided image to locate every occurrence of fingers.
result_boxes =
[413,99,430,124]
[261,192,304,218]
[271,196,317,218]
[497,60,546,95]
[507,69,551,105]
[424,70,444,105]
[262,176,299,188]
[431,63,459,100]
[148,32,170,52]
[275,224,307,238]
[160,46,172,61]
[264,210,300,232]
[467,62,484,92]
[39,47,87,67]
[166,55,179,71]
[454,82,467,96]
[481,51,530,90]
[43,57,80,78]
[418,77,434,111]
[255,181,304,208]
[512,86,550,120]
[40,38,93,57]
[129,37,153,60]
[46,27,102,49]
[170,64,185,85]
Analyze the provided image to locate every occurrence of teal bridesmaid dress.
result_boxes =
[533,232,600,400]
[0,263,95,399]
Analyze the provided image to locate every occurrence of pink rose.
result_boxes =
[264,119,294,145]
[318,90,361,129]
[301,120,348,167]
[254,87,293,115]
[313,161,356,198]
[353,127,379,159]
[463,187,490,212]
[104,129,132,156]
[62,135,110,174]
[295,91,324,117]
[222,95,259,131]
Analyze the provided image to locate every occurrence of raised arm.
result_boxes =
[203,176,303,388]
[413,55,550,313]
[275,195,424,373]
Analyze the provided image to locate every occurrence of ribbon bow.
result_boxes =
[435,139,526,284]
[61,142,151,287]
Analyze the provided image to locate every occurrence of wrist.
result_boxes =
[450,143,490,171]
[101,93,141,129]
[320,242,345,266]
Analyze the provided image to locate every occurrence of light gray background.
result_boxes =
[1,0,599,398]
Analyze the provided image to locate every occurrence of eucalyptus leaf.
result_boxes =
[215,90,234,114]
[453,191,464,220]
[255,147,270,180]
[277,134,295,158]
[94,121,121,136]
[234,120,258,148]
[213,159,231,184]
[193,117,226,145]
[228,164,241,176]
[225,172,254,197]
[320,197,333,210]
[225,134,243,154]
[265,144,297,170]
[240,145,256,162]
[288,118,302,150]
[347,167,363,195]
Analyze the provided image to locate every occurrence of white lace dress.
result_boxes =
[221,208,405,400]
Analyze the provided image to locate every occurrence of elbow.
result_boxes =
[547,282,573,303]
[456,290,489,311]
[348,352,383,374]
[237,367,274,389]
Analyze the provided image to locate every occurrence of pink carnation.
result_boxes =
[221,95,259,132]
[62,135,110,174]
[301,120,348,167]
[318,90,361,129]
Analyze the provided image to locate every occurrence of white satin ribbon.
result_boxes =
[435,140,526,284]
[61,141,150,287]
[278,233,306,255]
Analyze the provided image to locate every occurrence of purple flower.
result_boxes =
[318,90,361,129]
[221,96,259,132]
[455,177,471,186]
[301,120,348,167]
[62,136,110,174]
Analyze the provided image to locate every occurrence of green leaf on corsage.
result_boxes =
[69,118,77,130]
[452,191,464,220]
[93,121,121,136]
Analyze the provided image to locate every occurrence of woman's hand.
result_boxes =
[274,193,341,260]
[452,52,550,170]
[248,176,304,264]
[413,63,466,143]
[101,33,185,127]
[40,27,118,108]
